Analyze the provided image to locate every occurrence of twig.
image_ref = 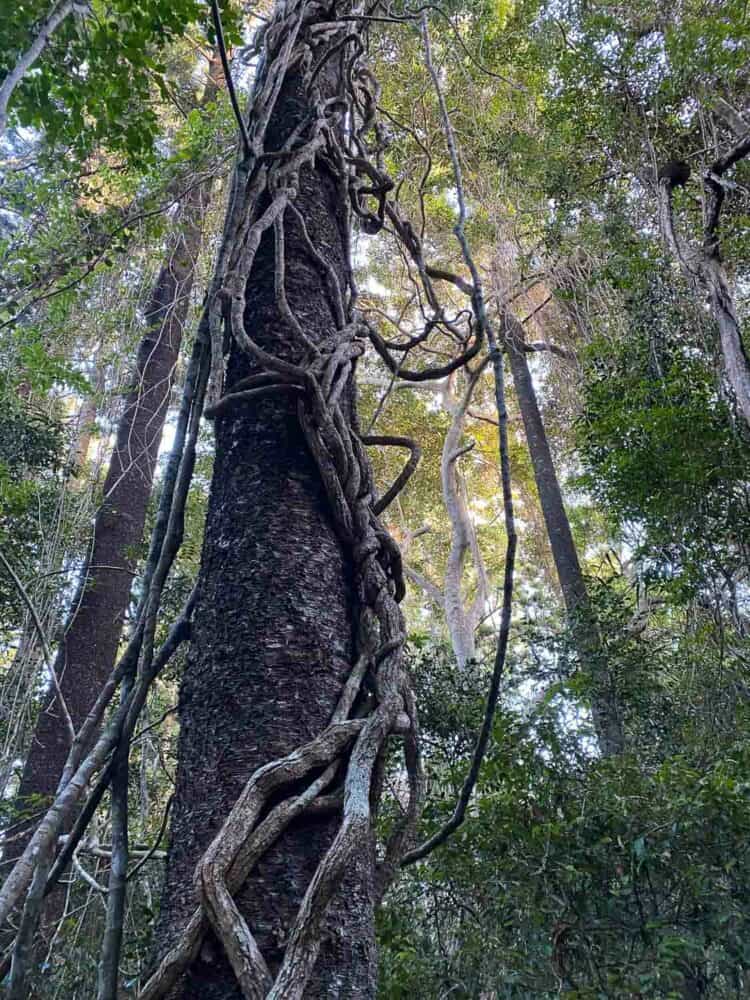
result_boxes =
[0,547,75,746]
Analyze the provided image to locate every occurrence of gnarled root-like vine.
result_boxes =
[139,1,425,996]
[1,0,517,994]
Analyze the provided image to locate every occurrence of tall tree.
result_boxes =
[502,310,624,755]
[9,60,221,860]
[0,2,427,989]
[149,3,407,996]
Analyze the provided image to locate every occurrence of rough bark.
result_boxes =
[503,313,624,756]
[9,166,211,857]
[154,43,376,1000]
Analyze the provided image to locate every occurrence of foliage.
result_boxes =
[577,265,750,595]
[1,0,750,995]
[381,597,750,998]
[0,384,64,632]
[0,0,242,163]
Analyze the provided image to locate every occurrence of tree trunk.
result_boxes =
[657,164,750,433]
[703,253,750,429]
[0,0,79,137]
[440,374,489,667]
[153,23,377,1000]
[9,168,212,857]
[504,313,624,756]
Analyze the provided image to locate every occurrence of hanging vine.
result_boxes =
[0,1,517,996]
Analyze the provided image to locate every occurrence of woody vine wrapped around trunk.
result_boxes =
[147,1,425,993]
[0,1,518,995]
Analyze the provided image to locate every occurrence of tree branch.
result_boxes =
[0,0,83,136]
[0,547,75,746]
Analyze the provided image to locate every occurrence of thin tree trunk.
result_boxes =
[440,373,489,667]
[9,154,213,862]
[0,0,81,136]
[154,29,377,1000]
[503,312,624,756]
[702,254,750,428]
[656,114,750,432]
[659,185,750,429]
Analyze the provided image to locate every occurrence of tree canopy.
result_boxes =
[0,0,749,997]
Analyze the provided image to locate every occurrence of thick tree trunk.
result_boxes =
[504,314,624,756]
[9,175,211,854]
[154,32,377,1000]
[0,0,79,137]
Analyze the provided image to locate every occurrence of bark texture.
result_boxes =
[10,178,210,850]
[154,58,377,1000]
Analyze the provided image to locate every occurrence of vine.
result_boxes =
[0,0,517,995]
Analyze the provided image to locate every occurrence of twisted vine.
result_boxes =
[140,1,426,995]
[0,1,516,996]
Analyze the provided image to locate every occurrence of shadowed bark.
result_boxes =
[8,158,213,867]
[153,41,377,1000]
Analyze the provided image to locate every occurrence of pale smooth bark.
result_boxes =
[0,0,84,136]
[392,372,490,666]
[440,371,490,666]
